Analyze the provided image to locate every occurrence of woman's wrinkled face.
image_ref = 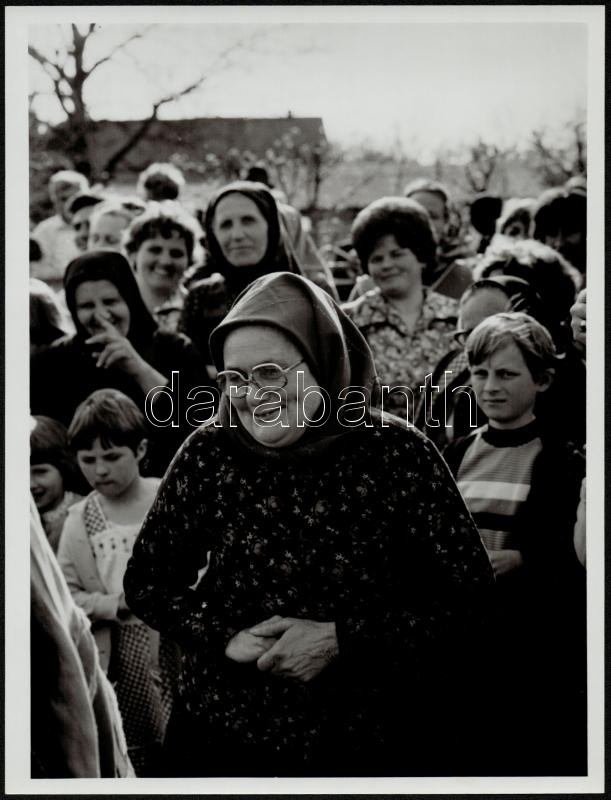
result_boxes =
[222,325,322,448]
[88,213,129,251]
[367,234,424,300]
[135,231,189,295]
[74,279,130,338]
[212,194,269,267]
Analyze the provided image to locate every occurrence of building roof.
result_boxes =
[89,116,327,177]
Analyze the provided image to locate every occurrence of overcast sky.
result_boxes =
[29,20,587,162]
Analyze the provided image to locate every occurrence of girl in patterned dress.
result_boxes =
[58,389,175,776]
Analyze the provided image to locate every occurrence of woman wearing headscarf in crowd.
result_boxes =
[177,181,301,375]
[30,251,212,473]
[125,271,495,777]
[123,201,203,333]
[416,274,544,450]
[342,197,458,422]
[473,237,585,446]
[243,163,339,300]
[532,183,587,277]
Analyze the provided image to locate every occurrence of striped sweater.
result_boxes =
[454,422,542,552]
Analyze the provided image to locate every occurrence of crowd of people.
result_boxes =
[29,160,588,778]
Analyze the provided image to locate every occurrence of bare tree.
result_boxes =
[29,24,260,181]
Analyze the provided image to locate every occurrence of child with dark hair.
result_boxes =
[123,200,203,331]
[57,389,175,776]
[444,313,586,775]
[30,416,84,552]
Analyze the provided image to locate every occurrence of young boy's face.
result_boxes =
[30,463,64,512]
[470,342,548,430]
[76,437,145,498]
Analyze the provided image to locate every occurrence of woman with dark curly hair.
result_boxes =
[342,197,458,421]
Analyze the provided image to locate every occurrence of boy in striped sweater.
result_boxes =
[444,312,586,775]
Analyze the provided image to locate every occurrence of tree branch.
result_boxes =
[28,44,64,81]
[87,25,155,76]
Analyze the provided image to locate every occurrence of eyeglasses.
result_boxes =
[216,359,305,398]
[453,329,472,347]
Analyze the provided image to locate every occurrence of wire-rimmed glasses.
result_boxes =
[216,359,305,398]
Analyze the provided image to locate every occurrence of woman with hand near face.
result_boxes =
[178,181,301,374]
[124,271,494,777]
[30,251,211,473]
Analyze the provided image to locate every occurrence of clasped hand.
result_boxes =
[86,313,144,376]
[225,615,339,683]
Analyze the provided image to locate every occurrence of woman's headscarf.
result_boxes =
[204,181,299,298]
[209,272,379,455]
[63,250,157,350]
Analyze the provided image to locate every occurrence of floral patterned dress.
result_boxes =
[124,413,494,775]
[343,288,458,420]
[82,494,175,776]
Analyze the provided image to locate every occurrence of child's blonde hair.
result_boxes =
[466,312,557,384]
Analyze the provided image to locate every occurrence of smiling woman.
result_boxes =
[177,181,301,369]
[30,251,212,473]
[124,271,496,777]
[123,200,203,332]
[343,197,458,421]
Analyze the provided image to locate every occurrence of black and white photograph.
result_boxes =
[5,4,605,794]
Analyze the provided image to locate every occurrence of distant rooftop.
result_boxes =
[89,116,327,177]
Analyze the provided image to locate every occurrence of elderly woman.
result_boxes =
[124,271,495,777]
[342,198,459,421]
[177,181,301,371]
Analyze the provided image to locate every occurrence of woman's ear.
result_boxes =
[135,439,148,462]
[535,368,554,393]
